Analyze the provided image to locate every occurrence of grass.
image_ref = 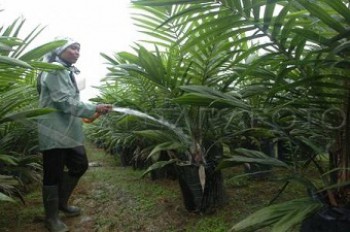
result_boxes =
[0,142,312,232]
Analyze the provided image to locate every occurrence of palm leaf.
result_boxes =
[263,0,276,31]
[296,0,345,33]
[0,154,18,165]
[291,28,329,45]
[218,148,289,169]
[175,85,250,110]
[147,141,185,160]
[10,24,45,58]
[271,3,291,38]
[231,198,322,232]
[319,0,350,24]
[19,40,67,61]
[132,0,208,7]
[0,56,32,69]
[0,108,56,124]
[0,192,16,203]
[141,159,177,177]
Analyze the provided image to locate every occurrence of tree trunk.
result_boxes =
[176,162,226,214]
[339,86,350,184]
[300,207,350,232]
[329,81,350,206]
[176,141,226,213]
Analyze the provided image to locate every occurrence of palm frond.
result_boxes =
[231,198,322,232]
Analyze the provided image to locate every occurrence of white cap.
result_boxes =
[54,36,80,55]
[43,36,80,62]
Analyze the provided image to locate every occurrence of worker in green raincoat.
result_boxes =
[37,37,112,232]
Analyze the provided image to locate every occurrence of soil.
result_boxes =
[0,146,229,232]
[1,169,196,231]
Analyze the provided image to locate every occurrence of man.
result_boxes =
[38,37,112,232]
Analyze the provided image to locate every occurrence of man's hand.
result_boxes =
[82,112,100,123]
[83,104,112,123]
[96,104,113,114]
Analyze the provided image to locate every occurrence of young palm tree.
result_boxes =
[91,2,257,212]
[0,17,67,203]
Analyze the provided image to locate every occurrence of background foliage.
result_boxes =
[2,0,350,231]
[0,18,66,203]
[88,0,350,231]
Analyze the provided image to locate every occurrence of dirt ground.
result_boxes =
[1,146,235,232]
[1,145,307,232]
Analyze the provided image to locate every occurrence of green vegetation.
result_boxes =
[2,0,350,231]
[0,18,73,204]
[87,0,350,231]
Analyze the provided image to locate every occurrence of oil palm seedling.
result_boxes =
[90,1,257,212]
[0,17,69,203]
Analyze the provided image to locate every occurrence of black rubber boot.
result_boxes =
[42,186,69,232]
[59,172,81,217]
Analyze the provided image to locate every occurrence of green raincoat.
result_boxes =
[37,62,96,151]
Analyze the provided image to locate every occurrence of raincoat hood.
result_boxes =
[44,37,80,63]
